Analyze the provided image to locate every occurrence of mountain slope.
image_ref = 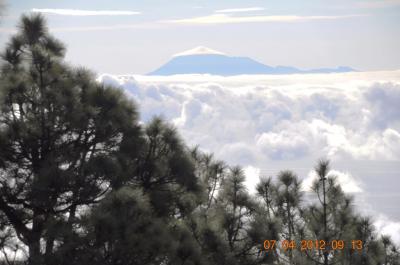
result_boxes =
[148,46,355,76]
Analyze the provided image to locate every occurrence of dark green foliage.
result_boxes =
[76,187,178,265]
[0,13,143,265]
[0,14,398,265]
[214,167,264,265]
[134,117,201,219]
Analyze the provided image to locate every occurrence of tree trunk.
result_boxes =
[28,237,42,265]
[322,176,328,265]
[45,236,55,265]
[29,212,44,265]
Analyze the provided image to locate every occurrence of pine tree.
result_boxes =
[303,160,357,265]
[215,166,262,264]
[253,177,281,264]
[77,187,204,265]
[76,119,207,265]
[275,170,303,264]
[185,148,239,265]
[381,235,400,265]
[255,177,276,221]
[0,14,143,265]
[135,117,201,219]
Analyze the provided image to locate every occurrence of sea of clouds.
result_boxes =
[99,70,400,244]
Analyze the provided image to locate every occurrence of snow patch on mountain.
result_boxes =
[173,46,226,57]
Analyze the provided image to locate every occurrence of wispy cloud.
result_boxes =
[215,7,265,13]
[31,8,141,16]
[357,0,400,8]
[164,14,363,25]
[48,23,163,32]
[1,23,162,33]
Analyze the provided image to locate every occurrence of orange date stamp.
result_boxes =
[263,239,363,252]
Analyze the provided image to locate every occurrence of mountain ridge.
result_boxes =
[148,46,355,76]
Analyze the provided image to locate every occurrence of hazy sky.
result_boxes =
[1,0,400,74]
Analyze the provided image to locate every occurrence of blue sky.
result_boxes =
[1,0,400,74]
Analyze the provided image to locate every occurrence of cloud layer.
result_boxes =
[99,71,400,235]
[100,71,400,165]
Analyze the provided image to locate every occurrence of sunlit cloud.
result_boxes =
[99,70,400,164]
[215,7,265,13]
[244,166,261,194]
[164,14,364,25]
[374,214,400,245]
[31,8,141,16]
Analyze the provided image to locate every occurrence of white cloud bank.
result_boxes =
[31,9,141,16]
[100,70,400,164]
[99,70,400,242]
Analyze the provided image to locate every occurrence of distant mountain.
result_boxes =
[148,46,355,76]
